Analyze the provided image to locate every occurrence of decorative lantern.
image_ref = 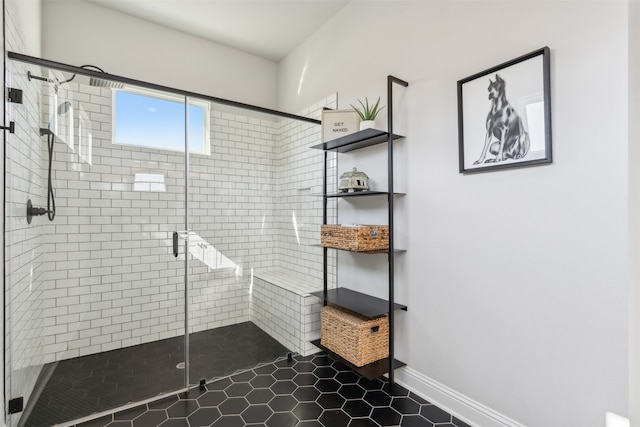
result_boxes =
[339,168,370,192]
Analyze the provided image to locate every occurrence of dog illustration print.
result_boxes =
[474,74,530,165]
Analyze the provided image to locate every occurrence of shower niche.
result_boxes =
[4,53,336,426]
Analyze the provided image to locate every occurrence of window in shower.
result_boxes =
[113,87,210,154]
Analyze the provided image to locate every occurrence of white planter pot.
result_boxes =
[360,120,376,131]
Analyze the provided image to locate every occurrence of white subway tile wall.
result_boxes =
[249,95,338,355]
[274,99,338,280]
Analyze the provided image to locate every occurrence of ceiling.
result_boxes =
[87,0,350,62]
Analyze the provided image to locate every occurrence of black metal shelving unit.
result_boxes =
[312,76,409,389]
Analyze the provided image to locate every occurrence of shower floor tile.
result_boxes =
[71,354,474,427]
[24,322,289,427]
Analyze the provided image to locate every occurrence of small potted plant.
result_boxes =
[351,97,385,130]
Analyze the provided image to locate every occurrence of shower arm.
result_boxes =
[28,65,109,92]
[27,71,48,83]
[27,71,70,93]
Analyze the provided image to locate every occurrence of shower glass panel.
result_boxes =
[5,61,187,426]
[185,99,335,389]
[185,101,290,386]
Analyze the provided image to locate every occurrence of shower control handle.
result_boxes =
[173,231,179,257]
[26,199,50,224]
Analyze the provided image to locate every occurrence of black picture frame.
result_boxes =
[457,47,552,173]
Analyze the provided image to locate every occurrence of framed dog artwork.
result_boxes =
[457,47,552,173]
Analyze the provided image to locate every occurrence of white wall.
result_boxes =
[628,0,639,425]
[6,0,40,56]
[41,0,278,109]
[279,2,629,426]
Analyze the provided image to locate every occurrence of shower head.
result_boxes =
[81,65,124,89]
[89,76,124,89]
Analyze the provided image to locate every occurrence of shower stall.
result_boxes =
[4,53,337,426]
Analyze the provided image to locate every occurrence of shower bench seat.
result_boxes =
[251,269,323,356]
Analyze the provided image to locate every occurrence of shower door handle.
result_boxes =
[173,231,179,257]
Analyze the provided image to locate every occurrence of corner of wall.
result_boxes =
[5,0,41,56]
[628,0,640,424]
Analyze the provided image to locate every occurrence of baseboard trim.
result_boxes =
[394,367,526,427]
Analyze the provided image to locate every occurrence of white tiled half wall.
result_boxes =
[5,53,338,422]
[251,270,323,357]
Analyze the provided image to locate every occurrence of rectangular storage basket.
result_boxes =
[320,305,389,367]
[320,225,389,252]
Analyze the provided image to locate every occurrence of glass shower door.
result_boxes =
[4,61,188,426]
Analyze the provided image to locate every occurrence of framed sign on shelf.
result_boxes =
[322,109,360,143]
[457,46,552,173]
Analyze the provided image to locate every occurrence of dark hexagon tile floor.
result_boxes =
[71,354,474,427]
[24,322,289,426]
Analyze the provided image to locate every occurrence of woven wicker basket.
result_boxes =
[320,305,389,367]
[320,225,389,252]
